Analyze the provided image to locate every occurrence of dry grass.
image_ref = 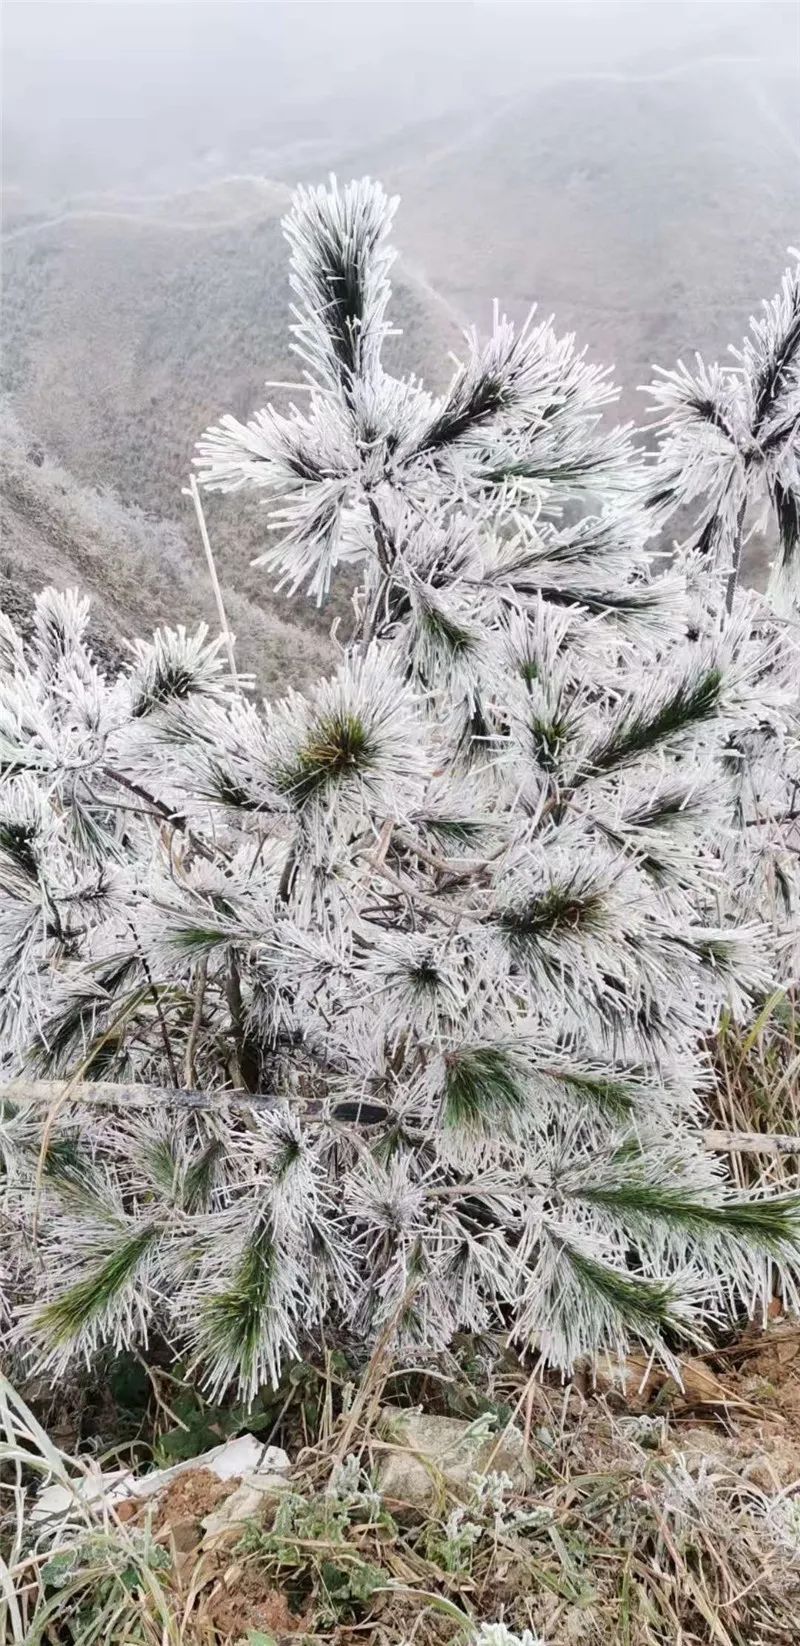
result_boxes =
[3,978,799,1646]
[710,991,800,1192]
[6,1320,800,1646]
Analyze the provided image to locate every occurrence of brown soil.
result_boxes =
[152,1468,232,1528]
[198,1564,308,1639]
[115,1320,800,1642]
[144,1470,307,1639]
[689,1319,800,1487]
[587,1318,800,1488]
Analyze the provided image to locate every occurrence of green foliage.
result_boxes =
[581,1176,800,1251]
[420,814,487,846]
[153,1355,329,1465]
[443,1045,526,1134]
[30,952,142,1074]
[275,710,377,808]
[0,817,39,878]
[559,1071,637,1120]
[497,880,607,950]
[32,1532,171,1645]
[34,1225,159,1346]
[199,1220,278,1393]
[239,1466,392,1625]
[563,1246,681,1334]
[583,664,724,778]
[419,601,477,658]
[529,711,571,771]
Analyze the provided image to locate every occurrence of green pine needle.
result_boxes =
[564,1245,680,1331]
[30,955,142,1073]
[529,714,571,773]
[480,453,609,487]
[407,958,443,993]
[132,660,202,719]
[141,1136,180,1195]
[41,1134,112,1216]
[419,371,509,453]
[418,604,476,658]
[455,695,501,765]
[497,881,606,952]
[443,1046,526,1133]
[581,1179,800,1252]
[774,481,800,572]
[582,665,724,778]
[622,784,703,831]
[559,1071,636,1119]
[276,712,377,809]
[201,1222,277,1388]
[0,819,39,880]
[205,762,260,810]
[310,224,370,381]
[167,923,235,956]
[36,1226,158,1346]
[420,815,486,846]
[183,1139,225,1213]
[534,583,669,620]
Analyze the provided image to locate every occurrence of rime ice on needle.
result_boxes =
[0,182,798,1398]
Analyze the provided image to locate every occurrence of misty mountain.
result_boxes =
[1,2,797,624]
[385,55,799,420]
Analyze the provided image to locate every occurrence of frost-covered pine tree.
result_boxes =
[644,260,800,966]
[645,250,800,611]
[1,179,798,1399]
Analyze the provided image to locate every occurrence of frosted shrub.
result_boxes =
[0,180,798,1397]
[646,251,800,611]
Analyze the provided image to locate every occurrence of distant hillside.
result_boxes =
[0,178,460,537]
[1,43,796,634]
[382,56,800,420]
[0,408,333,695]
[3,55,797,522]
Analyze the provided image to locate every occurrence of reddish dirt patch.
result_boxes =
[152,1467,233,1528]
[144,1470,308,1636]
[578,1320,800,1488]
[199,1562,308,1638]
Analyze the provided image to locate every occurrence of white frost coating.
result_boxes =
[1,182,798,1399]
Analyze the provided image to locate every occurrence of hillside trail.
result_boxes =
[1,201,282,244]
[4,52,790,247]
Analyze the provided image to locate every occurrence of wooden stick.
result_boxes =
[1,1080,279,1113]
[704,1129,800,1156]
[185,474,239,691]
[5,1081,800,1158]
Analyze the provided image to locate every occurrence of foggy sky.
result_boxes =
[4,2,797,202]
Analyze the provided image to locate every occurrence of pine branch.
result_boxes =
[7,1081,800,1156]
[579,662,724,780]
[32,1224,160,1351]
[442,1046,526,1135]
[3,182,798,1392]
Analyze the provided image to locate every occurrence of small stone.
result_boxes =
[375,1406,535,1508]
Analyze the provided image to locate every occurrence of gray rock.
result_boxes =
[201,1470,292,1547]
[375,1406,535,1508]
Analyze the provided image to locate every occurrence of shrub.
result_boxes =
[0,180,798,1396]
